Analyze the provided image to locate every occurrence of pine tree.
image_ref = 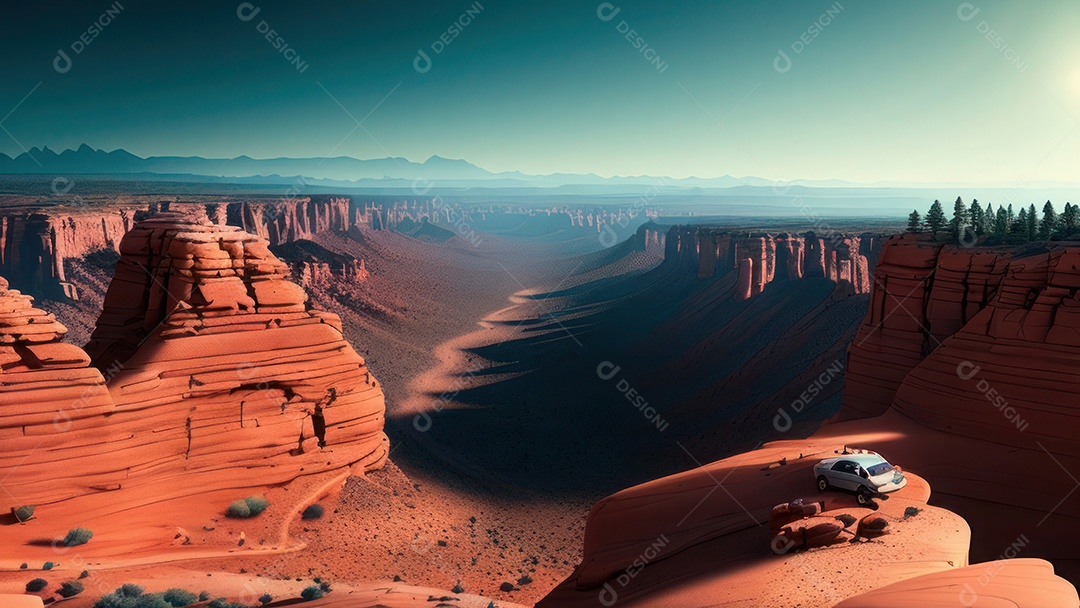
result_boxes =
[1039,200,1058,239]
[1061,203,1079,236]
[925,200,947,236]
[993,206,1009,235]
[983,202,993,234]
[907,209,922,232]
[1007,204,1015,226]
[1026,203,1038,240]
[1013,208,1028,234]
[951,197,969,241]
[968,199,982,235]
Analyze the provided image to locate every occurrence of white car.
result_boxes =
[814,452,907,505]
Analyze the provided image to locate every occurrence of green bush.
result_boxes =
[207,599,247,608]
[43,561,56,570]
[162,588,198,606]
[225,500,251,519]
[301,504,324,520]
[59,581,85,597]
[93,586,175,608]
[301,585,325,600]
[13,505,35,522]
[118,584,145,598]
[225,495,269,518]
[244,496,270,516]
[258,594,273,605]
[26,578,48,592]
[63,527,94,547]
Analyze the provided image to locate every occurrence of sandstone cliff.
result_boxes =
[666,226,880,299]
[0,197,356,301]
[2,210,387,507]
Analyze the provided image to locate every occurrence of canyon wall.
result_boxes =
[0,207,139,299]
[665,226,882,300]
[0,197,355,300]
[1,210,387,507]
[842,232,1080,457]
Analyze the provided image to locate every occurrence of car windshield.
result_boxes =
[866,463,894,476]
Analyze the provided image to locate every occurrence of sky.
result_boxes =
[1,0,1079,184]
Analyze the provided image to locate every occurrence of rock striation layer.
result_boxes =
[1,210,387,507]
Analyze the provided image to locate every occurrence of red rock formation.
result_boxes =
[833,559,1078,607]
[222,197,351,245]
[683,229,879,300]
[0,207,138,300]
[2,210,387,507]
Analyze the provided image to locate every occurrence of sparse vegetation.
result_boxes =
[258,594,273,605]
[63,527,94,546]
[94,584,206,608]
[59,581,85,597]
[225,499,251,518]
[162,588,198,606]
[301,504,324,520]
[301,585,325,600]
[225,495,270,518]
[26,578,48,592]
[207,599,247,608]
[904,506,922,518]
[43,561,56,570]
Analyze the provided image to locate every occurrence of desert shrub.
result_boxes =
[207,600,247,608]
[225,500,251,518]
[244,496,270,516]
[162,588,198,606]
[118,584,145,598]
[226,495,269,518]
[301,585,325,600]
[26,578,48,592]
[63,527,94,546]
[19,563,27,569]
[258,594,273,605]
[80,570,90,579]
[198,591,211,601]
[904,506,922,518]
[13,505,35,522]
[59,581,85,597]
[301,504,324,520]
[94,587,175,608]
[43,561,56,570]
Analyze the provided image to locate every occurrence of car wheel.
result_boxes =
[856,486,872,505]
[816,476,829,492]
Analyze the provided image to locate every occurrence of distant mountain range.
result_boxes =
[0,144,863,190]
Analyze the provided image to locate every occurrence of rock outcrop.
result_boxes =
[692,229,878,299]
[215,197,351,246]
[1,210,387,507]
[833,559,1079,607]
[0,207,139,299]
[0,197,354,301]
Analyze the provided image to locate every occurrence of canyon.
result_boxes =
[1,196,1075,607]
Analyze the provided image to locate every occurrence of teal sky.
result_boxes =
[2,1,1079,183]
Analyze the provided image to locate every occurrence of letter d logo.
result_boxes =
[53,49,72,74]
[597,3,621,22]
[237,2,261,21]
[414,49,432,73]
